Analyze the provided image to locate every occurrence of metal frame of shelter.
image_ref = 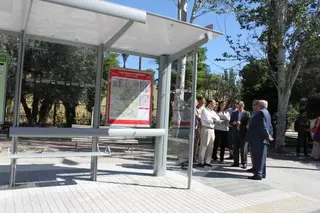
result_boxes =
[0,0,221,188]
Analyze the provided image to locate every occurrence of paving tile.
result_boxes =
[0,158,320,213]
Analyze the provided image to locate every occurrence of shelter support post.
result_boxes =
[90,44,104,181]
[187,47,198,189]
[9,31,26,187]
[154,55,172,176]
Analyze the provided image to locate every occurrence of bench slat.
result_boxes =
[8,152,110,159]
[72,138,139,144]
[10,127,165,138]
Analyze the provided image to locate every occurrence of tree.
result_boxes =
[86,52,120,117]
[214,69,241,105]
[240,60,277,115]
[217,0,320,151]
[173,0,225,127]
[292,54,320,118]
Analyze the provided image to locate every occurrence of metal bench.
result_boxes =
[71,137,139,154]
[9,127,166,186]
[9,127,165,159]
[8,150,110,159]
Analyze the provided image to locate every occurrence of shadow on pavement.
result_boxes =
[267,151,320,169]
[192,165,251,179]
[98,180,185,190]
[267,165,320,171]
[0,164,154,191]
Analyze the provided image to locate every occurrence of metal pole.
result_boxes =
[41,0,147,24]
[138,56,142,70]
[9,31,26,187]
[90,44,104,181]
[187,47,198,189]
[153,55,171,176]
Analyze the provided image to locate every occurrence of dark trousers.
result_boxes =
[297,131,308,155]
[228,127,234,155]
[194,128,201,160]
[212,130,228,161]
[233,131,248,165]
[252,142,267,177]
[248,143,253,168]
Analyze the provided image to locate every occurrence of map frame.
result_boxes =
[106,67,153,127]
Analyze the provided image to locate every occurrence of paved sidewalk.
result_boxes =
[0,156,320,213]
[1,136,320,213]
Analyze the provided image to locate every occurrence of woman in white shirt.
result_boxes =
[212,101,230,162]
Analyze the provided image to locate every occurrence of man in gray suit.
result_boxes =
[229,101,251,169]
[247,100,273,180]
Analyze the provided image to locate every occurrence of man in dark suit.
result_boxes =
[247,100,273,180]
[246,100,258,173]
[229,101,251,169]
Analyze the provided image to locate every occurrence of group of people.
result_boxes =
[194,97,273,180]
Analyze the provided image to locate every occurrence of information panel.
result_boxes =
[107,68,153,127]
[0,54,7,124]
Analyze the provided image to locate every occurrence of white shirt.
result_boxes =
[195,105,204,120]
[195,105,204,129]
[215,111,230,131]
[201,107,221,129]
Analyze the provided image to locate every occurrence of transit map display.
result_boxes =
[107,68,153,127]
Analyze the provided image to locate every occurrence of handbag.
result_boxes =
[312,117,320,133]
[313,118,320,141]
[312,127,318,133]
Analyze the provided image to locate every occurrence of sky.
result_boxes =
[108,0,248,75]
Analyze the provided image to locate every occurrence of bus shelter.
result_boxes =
[0,0,221,188]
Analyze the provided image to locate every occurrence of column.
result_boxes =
[90,44,104,181]
[153,55,172,176]
[187,47,198,189]
[9,31,26,187]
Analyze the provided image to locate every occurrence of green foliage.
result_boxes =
[189,0,229,23]
[198,69,241,105]
[287,107,299,127]
[168,46,240,105]
[292,58,320,118]
[211,0,320,148]
[0,34,120,126]
[240,60,277,114]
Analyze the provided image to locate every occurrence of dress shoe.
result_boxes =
[204,163,212,167]
[241,164,247,169]
[248,175,262,180]
[198,163,204,168]
[231,163,239,167]
[247,168,256,173]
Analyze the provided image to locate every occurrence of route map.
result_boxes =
[107,68,153,127]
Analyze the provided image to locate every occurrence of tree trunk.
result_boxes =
[53,102,57,126]
[64,103,76,128]
[275,90,289,152]
[21,96,33,125]
[173,0,188,132]
[31,91,39,124]
[38,98,52,125]
[273,0,289,153]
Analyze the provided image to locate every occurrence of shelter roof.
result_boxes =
[0,0,222,60]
